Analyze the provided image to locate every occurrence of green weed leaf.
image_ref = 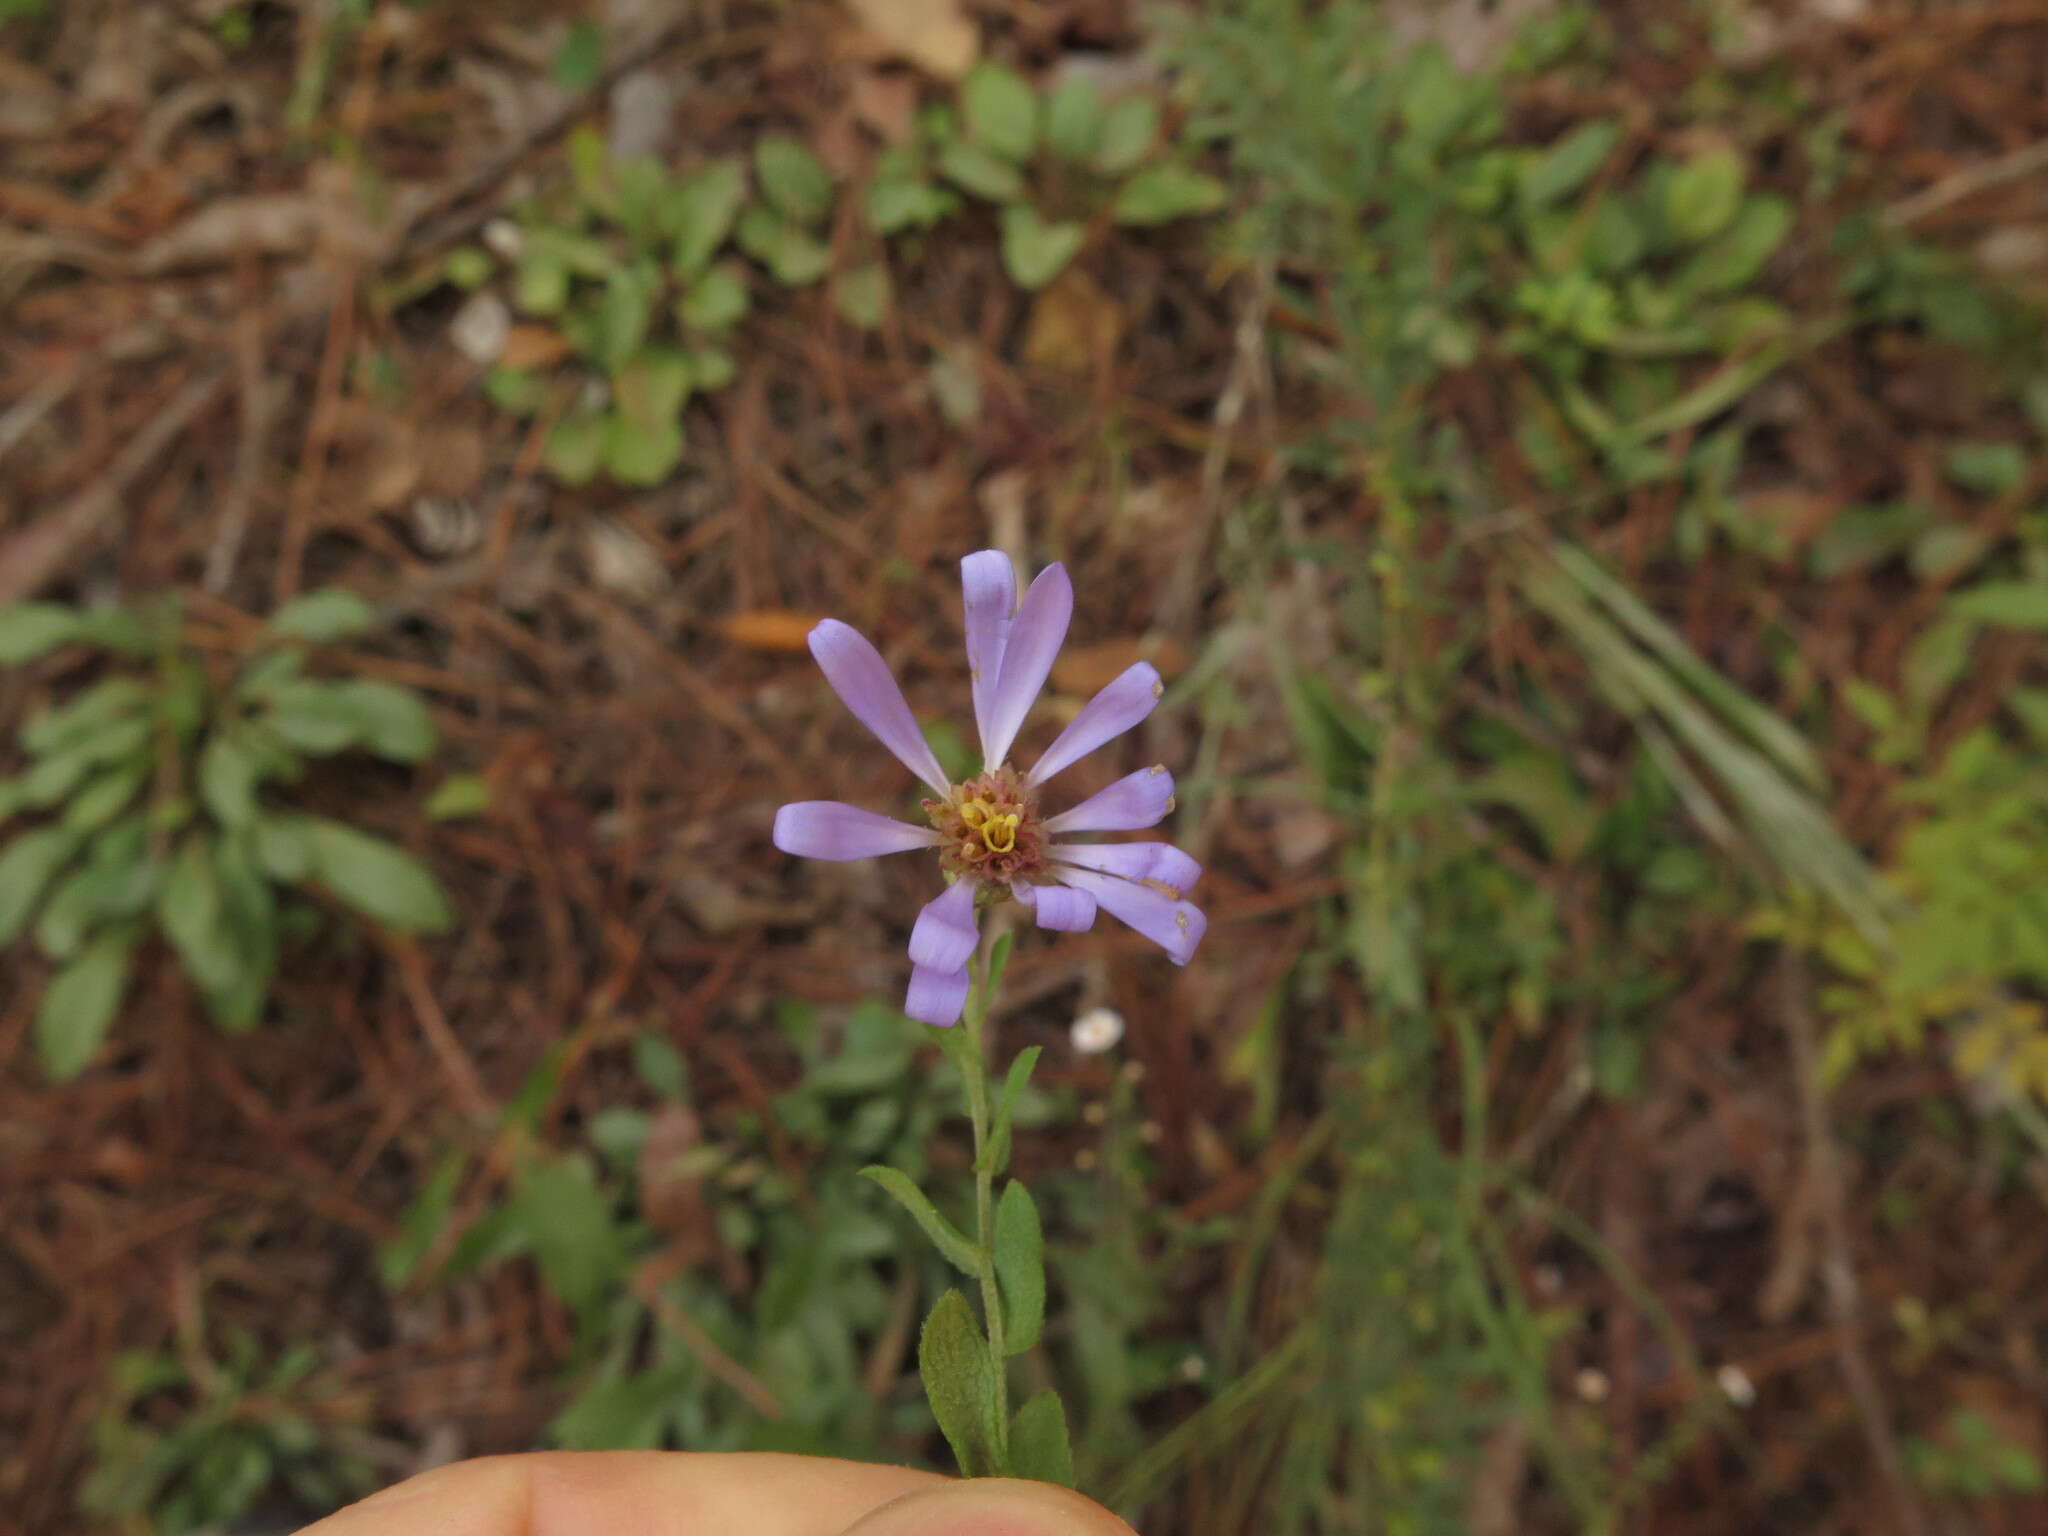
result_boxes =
[860,1165,980,1273]
[668,159,747,273]
[678,264,750,333]
[868,155,954,233]
[1518,119,1621,211]
[1044,75,1105,163]
[755,135,834,227]
[0,827,79,942]
[1949,582,2048,629]
[425,774,491,821]
[23,678,147,756]
[1944,442,2026,495]
[734,206,830,286]
[36,929,133,1080]
[1092,95,1159,176]
[1112,163,1226,225]
[270,588,375,642]
[1008,1391,1075,1487]
[328,680,438,763]
[263,682,358,755]
[513,1155,627,1316]
[252,815,313,882]
[994,1179,1045,1354]
[158,835,241,997]
[545,410,608,484]
[1666,148,1745,243]
[0,602,83,664]
[963,61,1038,161]
[304,818,454,933]
[938,140,1027,202]
[919,1289,1000,1477]
[199,734,261,827]
[1673,194,1792,296]
[1000,205,1084,290]
[831,263,890,329]
[605,412,685,486]
[553,19,605,90]
[380,1147,466,1288]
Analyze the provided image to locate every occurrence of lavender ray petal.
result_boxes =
[906,878,980,971]
[905,962,971,1027]
[1026,662,1163,787]
[1043,766,1176,834]
[1054,866,1206,966]
[808,619,950,795]
[980,563,1073,771]
[1016,880,1097,932]
[961,550,1016,768]
[1051,840,1202,893]
[773,801,942,861]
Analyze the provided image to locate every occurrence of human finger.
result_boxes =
[295,1450,945,1536]
[837,1477,1137,1536]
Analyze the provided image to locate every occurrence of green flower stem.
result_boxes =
[960,947,1010,1465]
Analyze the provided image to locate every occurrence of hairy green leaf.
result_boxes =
[994,1179,1045,1354]
[963,61,1038,161]
[1008,1391,1075,1487]
[860,1165,980,1273]
[919,1289,1000,1478]
[755,135,834,227]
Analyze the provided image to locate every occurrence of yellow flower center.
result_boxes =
[958,798,1020,854]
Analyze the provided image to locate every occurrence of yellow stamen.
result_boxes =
[982,814,1019,853]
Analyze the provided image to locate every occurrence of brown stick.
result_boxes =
[1780,953,1929,1536]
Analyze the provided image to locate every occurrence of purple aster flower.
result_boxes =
[772,551,1207,1026]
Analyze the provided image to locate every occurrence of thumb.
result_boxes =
[839,1479,1136,1536]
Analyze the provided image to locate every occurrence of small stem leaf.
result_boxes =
[1008,1391,1075,1488]
[36,929,134,1081]
[981,931,1014,1005]
[860,1165,981,1273]
[980,1043,1041,1176]
[993,1179,1046,1355]
[919,1289,1001,1478]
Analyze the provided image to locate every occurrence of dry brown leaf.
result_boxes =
[1023,266,1123,376]
[500,324,575,370]
[1052,635,1188,696]
[722,609,828,653]
[843,0,978,80]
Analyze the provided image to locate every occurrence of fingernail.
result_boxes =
[837,1479,1136,1536]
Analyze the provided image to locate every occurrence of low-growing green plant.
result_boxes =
[81,1326,374,1535]
[455,66,1222,487]
[0,590,462,1079]
[1905,1406,2047,1502]
[386,1002,1064,1461]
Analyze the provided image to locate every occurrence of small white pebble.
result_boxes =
[482,218,525,261]
[1574,1367,1609,1403]
[1070,1006,1125,1054]
[1716,1363,1756,1408]
[1178,1352,1205,1382]
[449,291,510,365]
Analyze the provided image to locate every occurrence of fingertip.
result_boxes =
[837,1479,1136,1536]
